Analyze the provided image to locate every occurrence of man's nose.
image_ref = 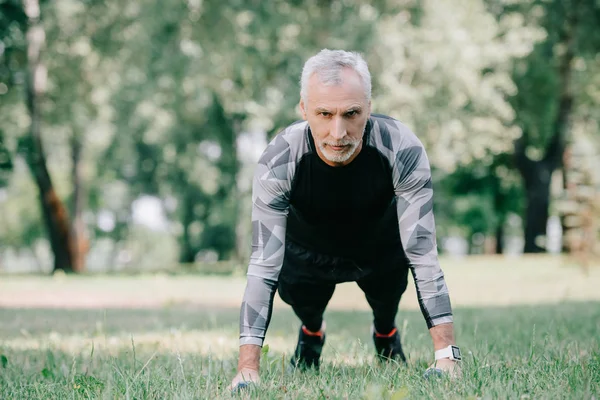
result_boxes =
[330,117,346,140]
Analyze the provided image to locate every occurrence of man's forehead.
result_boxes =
[307,92,367,109]
[306,77,367,107]
[314,104,363,111]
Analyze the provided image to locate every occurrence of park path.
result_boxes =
[1,255,599,310]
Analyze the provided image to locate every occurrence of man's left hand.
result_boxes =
[425,358,460,379]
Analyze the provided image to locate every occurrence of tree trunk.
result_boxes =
[492,172,506,255]
[0,130,13,176]
[514,10,576,254]
[515,137,560,253]
[495,221,504,255]
[70,133,88,272]
[560,163,569,253]
[523,165,552,253]
[179,191,196,263]
[24,0,76,273]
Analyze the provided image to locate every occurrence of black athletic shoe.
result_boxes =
[372,326,406,363]
[290,325,326,370]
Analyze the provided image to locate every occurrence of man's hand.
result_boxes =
[228,344,262,391]
[228,368,260,391]
[425,358,461,379]
[425,322,461,379]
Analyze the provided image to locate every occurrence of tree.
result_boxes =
[558,136,600,271]
[39,1,130,271]
[94,0,397,264]
[507,0,600,252]
[373,0,541,252]
[373,0,543,173]
[20,0,79,272]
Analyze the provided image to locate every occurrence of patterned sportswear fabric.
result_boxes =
[239,114,453,346]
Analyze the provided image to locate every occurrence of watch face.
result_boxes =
[451,346,462,360]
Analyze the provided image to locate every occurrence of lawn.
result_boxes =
[0,256,599,399]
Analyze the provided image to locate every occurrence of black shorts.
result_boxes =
[277,240,410,333]
[279,240,410,285]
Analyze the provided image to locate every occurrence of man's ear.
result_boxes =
[299,99,307,120]
[368,100,372,116]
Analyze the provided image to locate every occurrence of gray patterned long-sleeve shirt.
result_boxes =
[239,115,453,346]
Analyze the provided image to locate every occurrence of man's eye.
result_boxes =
[320,112,331,117]
[346,110,357,117]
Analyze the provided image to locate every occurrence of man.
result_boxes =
[230,49,460,389]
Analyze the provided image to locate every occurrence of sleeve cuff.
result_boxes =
[240,336,264,347]
[429,315,453,327]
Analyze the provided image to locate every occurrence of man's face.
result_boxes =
[300,68,371,167]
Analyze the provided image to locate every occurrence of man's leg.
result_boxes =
[356,264,409,334]
[278,280,335,332]
[278,240,337,332]
[278,280,335,369]
[356,258,409,361]
[277,240,339,369]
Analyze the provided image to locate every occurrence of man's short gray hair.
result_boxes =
[300,49,371,103]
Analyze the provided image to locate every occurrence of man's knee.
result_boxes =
[278,280,335,310]
[358,267,408,300]
[277,279,296,306]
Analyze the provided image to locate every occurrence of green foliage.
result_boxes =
[511,44,560,152]
[0,0,27,92]
[437,153,523,237]
[0,0,599,265]
[486,0,600,153]
[374,0,544,172]
[0,161,45,251]
[73,374,105,396]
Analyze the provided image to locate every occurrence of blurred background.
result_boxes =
[0,0,599,275]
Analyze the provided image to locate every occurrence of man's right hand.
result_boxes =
[228,368,260,391]
[228,344,262,391]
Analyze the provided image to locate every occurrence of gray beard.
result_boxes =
[318,138,361,163]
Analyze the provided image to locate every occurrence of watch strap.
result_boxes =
[435,345,461,361]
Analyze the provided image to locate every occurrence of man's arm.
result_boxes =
[228,345,261,390]
[238,344,262,372]
[428,323,459,375]
[394,144,453,328]
[231,133,294,388]
[231,275,280,388]
[392,137,456,367]
[430,322,455,350]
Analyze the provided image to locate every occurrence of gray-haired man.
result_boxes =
[230,49,461,389]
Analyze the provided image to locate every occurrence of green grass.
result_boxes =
[0,301,599,399]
